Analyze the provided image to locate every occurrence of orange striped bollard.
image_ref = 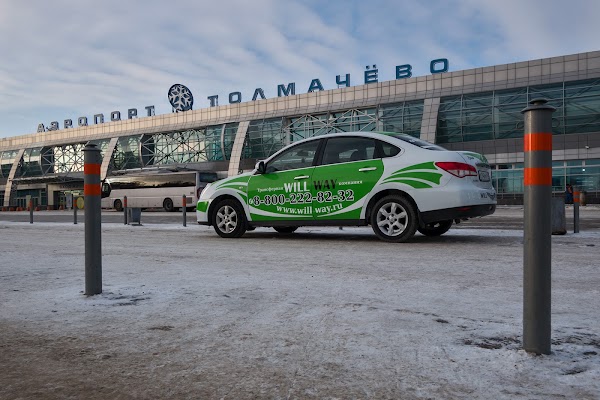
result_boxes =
[521,98,556,355]
[573,186,580,233]
[83,144,102,295]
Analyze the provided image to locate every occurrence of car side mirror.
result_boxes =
[255,160,266,174]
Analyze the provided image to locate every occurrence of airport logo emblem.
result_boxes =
[168,84,194,112]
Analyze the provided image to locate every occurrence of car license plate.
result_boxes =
[478,170,490,182]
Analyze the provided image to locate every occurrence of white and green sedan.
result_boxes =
[197,131,496,242]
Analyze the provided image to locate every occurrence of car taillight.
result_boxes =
[435,162,477,178]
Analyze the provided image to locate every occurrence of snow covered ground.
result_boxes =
[0,218,599,399]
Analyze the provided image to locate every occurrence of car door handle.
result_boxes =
[294,175,310,180]
[358,167,377,172]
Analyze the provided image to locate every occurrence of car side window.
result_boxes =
[321,137,376,165]
[377,140,401,158]
[266,140,320,173]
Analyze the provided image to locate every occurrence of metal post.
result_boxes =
[573,186,580,233]
[551,197,566,235]
[182,195,187,227]
[83,144,102,295]
[123,195,128,225]
[521,98,555,355]
[29,200,33,224]
[73,196,78,224]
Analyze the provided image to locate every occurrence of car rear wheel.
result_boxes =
[371,195,418,242]
[273,226,298,234]
[418,220,453,237]
[114,199,123,212]
[212,199,247,238]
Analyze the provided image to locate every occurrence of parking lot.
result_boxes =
[1,208,599,399]
[2,204,600,231]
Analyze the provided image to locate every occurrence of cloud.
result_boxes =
[0,0,598,138]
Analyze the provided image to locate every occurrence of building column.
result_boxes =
[227,121,250,177]
[3,148,25,207]
[420,97,440,143]
[100,137,119,181]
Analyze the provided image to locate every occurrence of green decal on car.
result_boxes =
[215,175,251,189]
[313,160,383,220]
[382,162,442,188]
[214,175,250,202]
[248,167,315,220]
[197,200,209,212]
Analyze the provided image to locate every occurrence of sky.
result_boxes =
[0,0,599,139]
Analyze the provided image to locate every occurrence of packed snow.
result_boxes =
[0,214,599,399]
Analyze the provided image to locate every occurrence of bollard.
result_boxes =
[551,197,566,235]
[83,144,102,295]
[73,196,78,224]
[573,187,580,233]
[29,200,33,224]
[522,99,554,354]
[183,195,187,227]
[521,98,555,355]
[124,195,128,225]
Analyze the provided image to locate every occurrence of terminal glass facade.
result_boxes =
[110,123,239,172]
[378,101,424,137]
[1,149,19,178]
[17,147,42,177]
[492,159,600,196]
[437,79,600,197]
[241,101,425,160]
[244,118,286,160]
[437,79,600,143]
[2,139,112,178]
[140,124,238,166]
[112,135,143,171]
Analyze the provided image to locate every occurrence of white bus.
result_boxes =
[101,170,219,212]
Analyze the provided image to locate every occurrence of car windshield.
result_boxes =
[388,134,446,151]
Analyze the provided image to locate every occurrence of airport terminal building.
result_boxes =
[1,50,600,209]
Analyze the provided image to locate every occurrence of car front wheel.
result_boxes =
[371,195,418,242]
[418,220,453,237]
[212,199,247,238]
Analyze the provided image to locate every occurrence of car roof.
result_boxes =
[263,131,448,162]
[292,130,445,149]
[290,131,400,145]
[263,132,399,161]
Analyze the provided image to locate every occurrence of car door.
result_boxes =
[311,136,384,221]
[247,139,321,221]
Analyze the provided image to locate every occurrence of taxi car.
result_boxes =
[197,131,496,242]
